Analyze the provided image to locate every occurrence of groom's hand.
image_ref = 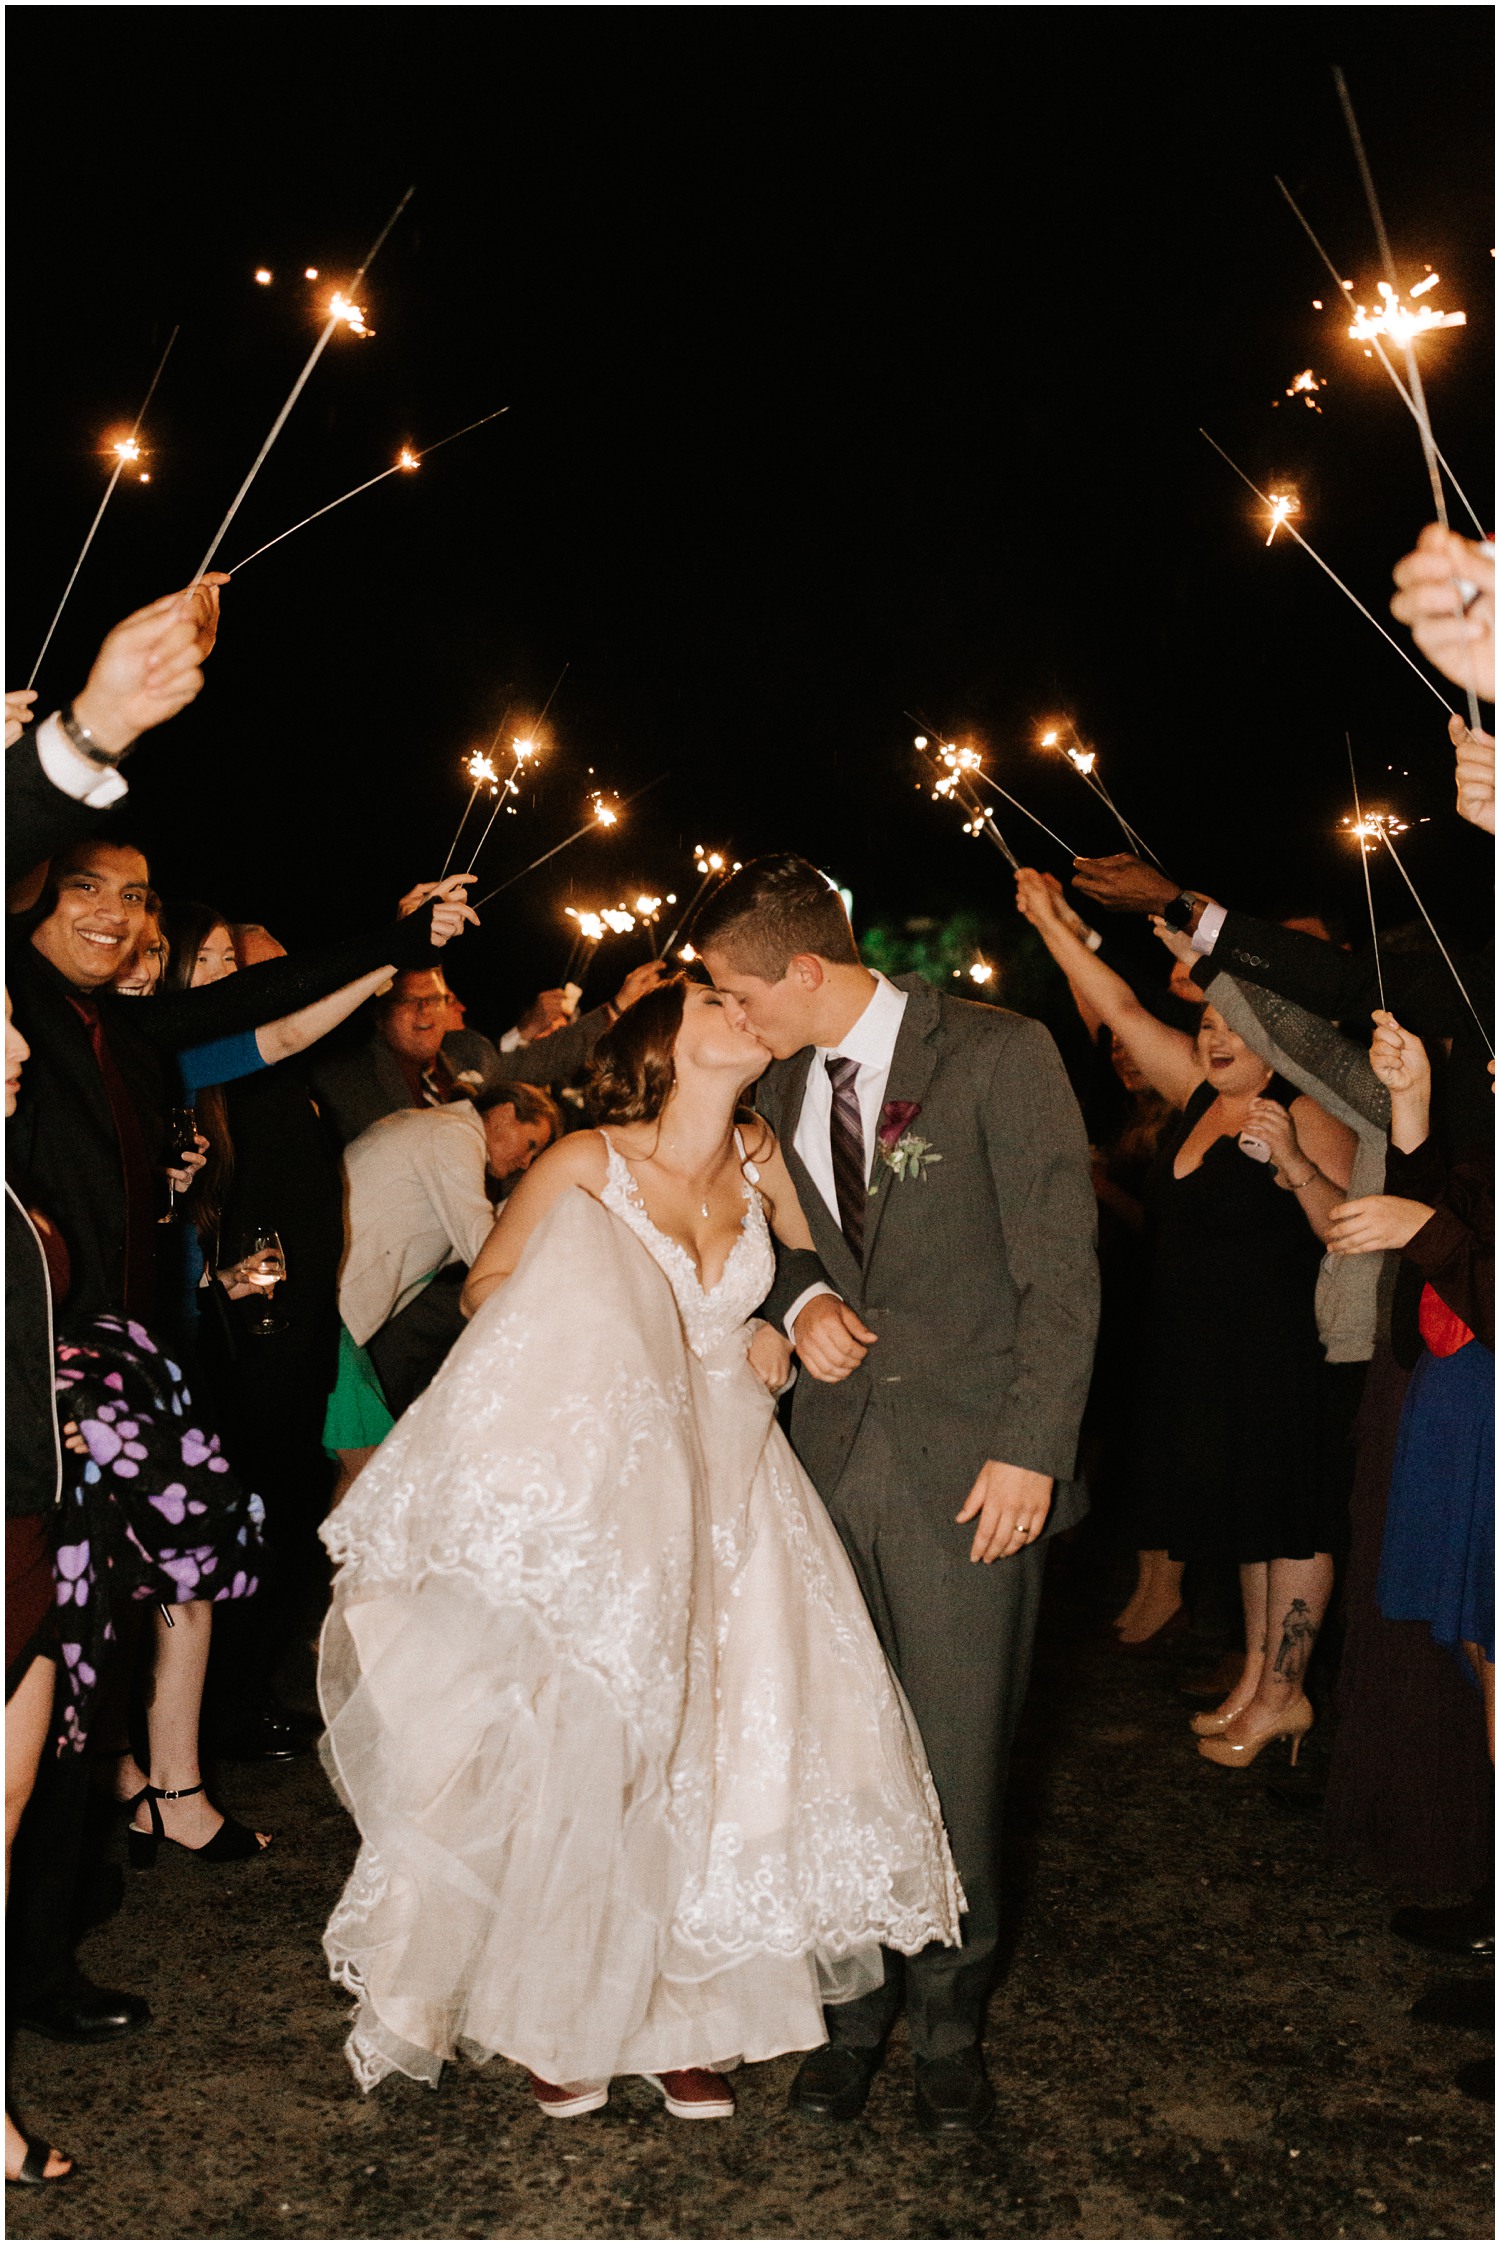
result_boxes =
[792,1294,877,1382]
[957,1461,1054,1564]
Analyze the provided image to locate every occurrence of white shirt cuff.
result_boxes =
[784,1280,837,1340]
[1191,901,1227,957]
[34,711,129,808]
[498,1027,526,1052]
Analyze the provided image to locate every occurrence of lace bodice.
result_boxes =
[598,1131,775,1360]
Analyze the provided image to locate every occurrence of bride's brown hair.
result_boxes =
[584,974,691,1126]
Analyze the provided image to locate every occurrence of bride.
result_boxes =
[318,973,962,2120]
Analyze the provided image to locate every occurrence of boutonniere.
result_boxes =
[871,1099,943,1191]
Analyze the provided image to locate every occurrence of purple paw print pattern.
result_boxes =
[49,1312,264,1757]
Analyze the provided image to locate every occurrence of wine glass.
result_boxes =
[236,1226,288,1338]
[159,1106,200,1224]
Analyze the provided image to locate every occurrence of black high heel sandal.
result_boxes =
[7,2134,77,2187]
[126,1783,270,1868]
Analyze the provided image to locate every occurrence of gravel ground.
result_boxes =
[7,1550,1493,2242]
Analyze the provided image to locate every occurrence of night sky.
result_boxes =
[10,7,1494,1033]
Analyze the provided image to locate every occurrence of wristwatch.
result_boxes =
[59,703,128,769]
[1161,890,1207,934]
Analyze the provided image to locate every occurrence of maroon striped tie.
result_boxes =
[826,1055,866,1261]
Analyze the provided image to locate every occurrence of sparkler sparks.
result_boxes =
[397,448,419,470]
[1265,491,1299,545]
[328,290,373,338]
[1346,279,1466,347]
[1278,368,1326,413]
[592,792,620,828]
[968,960,995,986]
[27,325,179,689]
[304,267,320,280]
[1339,810,1410,853]
[254,269,272,285]
[1199,430,1458,715]
[190,184,414,584]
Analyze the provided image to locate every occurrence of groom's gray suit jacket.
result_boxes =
[757,973,1099,1535]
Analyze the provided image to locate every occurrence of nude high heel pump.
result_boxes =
[1196,1695,1313,1769]
[1190,1691,1257,1738]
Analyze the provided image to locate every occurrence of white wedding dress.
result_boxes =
[319,1132,962,2092]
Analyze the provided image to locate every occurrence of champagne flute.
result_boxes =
[237,1225,288,1338]
[159,1106,200,1224]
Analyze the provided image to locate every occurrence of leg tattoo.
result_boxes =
[1271,1598,1316,1685]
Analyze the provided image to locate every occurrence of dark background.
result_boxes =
[9,6,1493,1030]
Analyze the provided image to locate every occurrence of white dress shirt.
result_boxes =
[34,711,129,808]
[784,971,908,1331]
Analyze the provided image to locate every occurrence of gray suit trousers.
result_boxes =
[820,1409,1047,2061]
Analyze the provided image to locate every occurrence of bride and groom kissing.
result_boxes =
[317,852,1099,2137]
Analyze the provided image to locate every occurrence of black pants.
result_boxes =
[820,1412,1047,2061]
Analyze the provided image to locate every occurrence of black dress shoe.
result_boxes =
[788,2042,884,2122]
[913,2049,996,2137]
[1411,1976,1495,2030]
[1390,1899,1494,1958]
[212,1709,307,1761]
[14,1977,150,2042]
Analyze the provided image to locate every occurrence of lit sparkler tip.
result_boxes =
[254,268,273,286]
[112,438,142,463]
[968,960,995,985]
[1040,729,1060,748]
[913,734,929,749]
[589,791,620,827]
[678,944,697,964]
[397,447,419,469]
[329,290,374,338]
[512,737,538,760]
[1066,746,1096,776]
[465,751,498,786]
[633,894,663,918]
[1346,275,1466,345]
[1265,491,1299,545]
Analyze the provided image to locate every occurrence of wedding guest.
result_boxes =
[1071,851,1495,1901]
[1017,869,1356,1768]
[324,1081,562,1499]
[364,1083,564,1417]
[307,958,670,1147]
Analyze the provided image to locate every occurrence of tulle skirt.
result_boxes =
[319,1188,961,2090]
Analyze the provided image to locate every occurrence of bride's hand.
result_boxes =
[747,1322,793,1392]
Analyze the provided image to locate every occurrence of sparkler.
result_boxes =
[1275,178,1485,538]
[438,749,501,879]
[1264,492,1299,545]
[1332,69,1483,730]
[656,844,738,958]
[1039,722,1164,866]
[563,901,638,981]
[1277,369,1326,414]
[220,406,508,574]
[190,184,415,584]
[463,736,541,874]
[1199,432,1456,714]
[470,775,667,910]
[967,959,996,986]
[911,733,1022,870]
[1341,801,1493,1058]
[27,325,180,688]
[1340,736,1390,1011]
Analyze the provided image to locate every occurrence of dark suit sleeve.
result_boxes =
[6,732,113,884]
[487,1007,609,1086]
[757,1244,835,1331]
[1193,909,1489,1041]
[979,1018,1100,1482]
[112,907,442,1051]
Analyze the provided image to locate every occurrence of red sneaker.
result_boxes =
[529,2075,609,2117]
[642,2068,736,2119]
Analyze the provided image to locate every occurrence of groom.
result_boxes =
[697,856,1098,2136]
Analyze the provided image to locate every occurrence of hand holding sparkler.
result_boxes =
[1391,529,1495,704]
[1070,853,1179,915]
[1368,1010,1431,1099]
[611,959,673,1014]
[514,989,577,1042]
[68,576,231,757]
[395,873,480,949]
[5,690,38,748]
[1448,714,1496,837]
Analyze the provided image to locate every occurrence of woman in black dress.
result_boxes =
[1017,873,1356,1767]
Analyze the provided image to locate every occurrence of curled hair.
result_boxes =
[583,975,690,1127]
[692,853,858,981]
